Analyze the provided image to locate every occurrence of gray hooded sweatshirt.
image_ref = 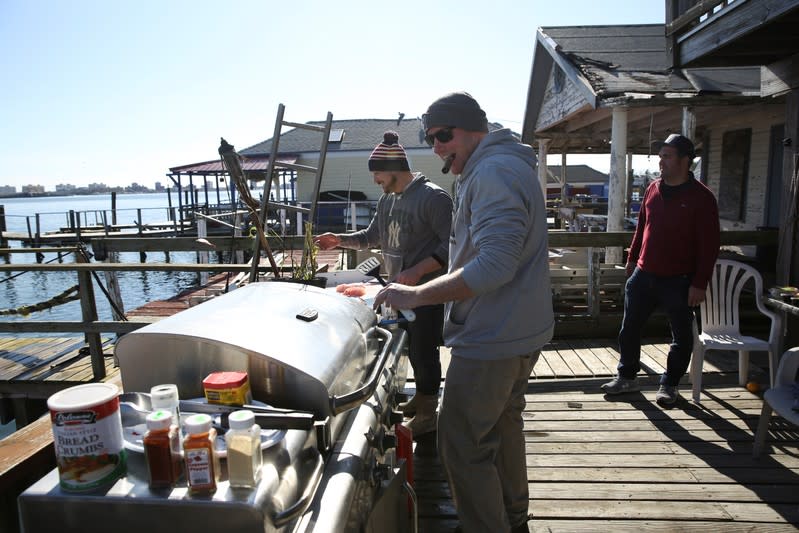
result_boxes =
[344,173,452,283]
[445,128,554,359]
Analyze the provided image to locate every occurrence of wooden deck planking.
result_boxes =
[414,338,793,531]
[0,337,85,376]
[0,337,114,382]
[0,272,790,533]
[414,383,799,532]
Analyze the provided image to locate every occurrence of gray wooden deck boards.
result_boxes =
[411,339,798,532]
[2,334,796,531]
[0,336,116,384]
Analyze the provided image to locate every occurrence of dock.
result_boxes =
[0,330,796,532]
[0,229,794,531]
[411,341,799,532]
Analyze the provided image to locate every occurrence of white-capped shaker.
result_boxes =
[150,384,181,437]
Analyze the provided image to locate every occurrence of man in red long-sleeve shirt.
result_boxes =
[601,134,720,406]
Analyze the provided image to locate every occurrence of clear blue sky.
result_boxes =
[0,0,665,191]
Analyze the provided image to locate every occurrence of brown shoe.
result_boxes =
[401,393,438,437]
[397,394,419,416]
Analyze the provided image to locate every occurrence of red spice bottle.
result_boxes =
[143,410,182,489]
[183,414,219,495]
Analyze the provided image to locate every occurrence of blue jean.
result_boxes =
[403,304,444,395]
[617,268,695,386]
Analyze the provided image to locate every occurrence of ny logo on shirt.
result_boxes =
[388,220,401,248]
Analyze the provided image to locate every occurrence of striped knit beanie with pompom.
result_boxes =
[368,131,410,171]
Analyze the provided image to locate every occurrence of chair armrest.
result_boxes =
[775,347,799,387]
[755,293,784,347]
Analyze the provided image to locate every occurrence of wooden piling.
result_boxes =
[0,205,6,249]
[111,191,117,226]
[75,249,105,380]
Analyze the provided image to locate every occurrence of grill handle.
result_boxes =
[271,449,324,528]
[329,326,393,415]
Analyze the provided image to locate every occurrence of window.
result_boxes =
[328,129,345,143]
[552,65,565,94]
[718,128,751,221]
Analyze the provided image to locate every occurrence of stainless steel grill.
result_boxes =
[18,280,413,533]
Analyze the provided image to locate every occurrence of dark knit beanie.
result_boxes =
[422,92,488,133]
[368,131,410,171]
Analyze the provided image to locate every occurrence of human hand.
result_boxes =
[687,286,706,307]
[393,267,422,286]
[373,283,420,313]
[314,233,340,250]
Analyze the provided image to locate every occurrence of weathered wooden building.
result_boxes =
[665,0,799,287]
[522,23,782,263]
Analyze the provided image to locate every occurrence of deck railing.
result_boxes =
[0,229,777,344]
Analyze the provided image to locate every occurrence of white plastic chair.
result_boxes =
[752,347,799,457]
[690,259,782,403]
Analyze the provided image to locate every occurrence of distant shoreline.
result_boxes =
[0,190,165,199]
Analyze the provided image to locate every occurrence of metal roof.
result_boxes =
[239,118,431,156]
[167,118,509,176]
[239,118,507,156]
[168,155,298,175]
[546,164,608,184]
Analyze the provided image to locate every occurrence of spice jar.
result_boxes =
[225,410,262,488]
[150,384,181,438]
[143,409,182,489]
[183,414,220,495]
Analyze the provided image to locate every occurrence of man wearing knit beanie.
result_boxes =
[315,131,453,438]
[375,93,553,533]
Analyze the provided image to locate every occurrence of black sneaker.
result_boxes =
[601,375,640,394]
[655,384,679,406]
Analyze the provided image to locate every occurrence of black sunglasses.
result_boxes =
[424,127,455,147]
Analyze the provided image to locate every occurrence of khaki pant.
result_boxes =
[438,351,540,533]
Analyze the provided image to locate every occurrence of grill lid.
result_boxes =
[116,281,380,416]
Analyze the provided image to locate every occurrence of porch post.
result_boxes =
[777,89,799,354]
[777,89,799,287]
[606,107,627,264]
[626,153,634,217]
[681,106,696,140]
[538,139,549,201]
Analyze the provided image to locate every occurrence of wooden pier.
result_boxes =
[411,340,799,532]
[0,332,796,532]
[0,227,792,531]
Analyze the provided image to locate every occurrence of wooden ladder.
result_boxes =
[249,104,333,282]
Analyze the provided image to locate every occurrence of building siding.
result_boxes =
[704,103,785,256]
[536,68,589,132]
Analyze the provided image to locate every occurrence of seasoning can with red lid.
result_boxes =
[202,371,252,406]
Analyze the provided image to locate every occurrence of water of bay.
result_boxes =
[0,192,232,335]
[0,192,246,437]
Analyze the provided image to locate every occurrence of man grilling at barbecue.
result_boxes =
[314,131,453,437]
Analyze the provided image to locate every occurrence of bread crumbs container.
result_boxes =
[47,382,127,491]
[202,371,252,406]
